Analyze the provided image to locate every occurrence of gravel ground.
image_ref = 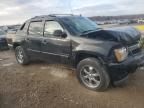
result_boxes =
[0,50,144,108]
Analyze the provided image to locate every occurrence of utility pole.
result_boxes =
[68,1,73,14]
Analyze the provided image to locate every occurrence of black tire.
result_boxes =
[127,67,138,73]
[15,46,29,65]
[76,58,110,91]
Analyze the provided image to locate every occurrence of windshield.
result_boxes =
[0,30,5,36]
[61,16,99,35]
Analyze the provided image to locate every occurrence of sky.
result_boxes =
[0,0,144,25]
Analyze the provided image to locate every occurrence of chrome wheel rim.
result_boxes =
[80,65,101,88]
[16,48,24,63]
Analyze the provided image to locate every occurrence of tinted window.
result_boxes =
[28,21,43,36]
[44,21,63,37]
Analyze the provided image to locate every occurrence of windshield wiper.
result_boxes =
[81,28,102,34]
[82,30,95,34]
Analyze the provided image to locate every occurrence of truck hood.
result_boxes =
[105,27,141,45]
[85,27,141,45]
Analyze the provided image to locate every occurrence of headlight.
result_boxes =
[114,47,128,62]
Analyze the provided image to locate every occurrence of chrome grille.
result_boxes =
[128,42,141,55]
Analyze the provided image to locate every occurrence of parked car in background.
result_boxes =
[137,19,144,24]
[13,14,144,91]
[0,30,8,50]
[96,21,105,25]
[6,30,17,49]
[117,19,130,25]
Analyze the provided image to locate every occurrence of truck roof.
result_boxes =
[29,14,79,21]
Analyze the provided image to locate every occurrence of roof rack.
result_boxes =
[31,14,74,19]
[31,15,49,19]
[49,14,74,17]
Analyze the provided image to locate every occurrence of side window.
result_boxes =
[44,21,63,37]
[28,21,43,36]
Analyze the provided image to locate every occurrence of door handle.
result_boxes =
[25,38,30,41]
[42,40,47,44]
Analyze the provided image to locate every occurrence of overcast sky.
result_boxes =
[0,0,144,25]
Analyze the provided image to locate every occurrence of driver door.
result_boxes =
[41,20,71,63]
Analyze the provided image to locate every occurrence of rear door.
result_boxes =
[41,20,71,63]
[26,21,44,56]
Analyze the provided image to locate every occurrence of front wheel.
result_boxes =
[76,58,110,92]
[15,46,29,65]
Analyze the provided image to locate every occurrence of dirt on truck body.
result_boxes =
[0,50,144,108]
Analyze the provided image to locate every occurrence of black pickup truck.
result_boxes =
[13,14,144,91]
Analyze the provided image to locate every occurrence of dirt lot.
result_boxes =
[0,50,144,108]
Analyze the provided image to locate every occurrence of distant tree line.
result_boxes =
[89,14,144,21]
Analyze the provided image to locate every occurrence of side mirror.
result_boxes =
[53,30,67,38]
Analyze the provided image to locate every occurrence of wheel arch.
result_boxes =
[13,42,20,49]
[74,51,106,67]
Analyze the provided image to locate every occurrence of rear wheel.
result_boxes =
[15,46,29,65]
[76,58,110,91]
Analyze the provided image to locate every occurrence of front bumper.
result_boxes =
[109,50,144,69]
[107,50,144,82]
[113,75,128,85]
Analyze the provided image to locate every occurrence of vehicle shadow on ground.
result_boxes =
[25,60,131,90]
